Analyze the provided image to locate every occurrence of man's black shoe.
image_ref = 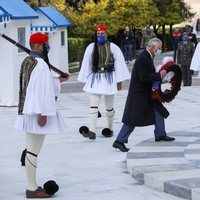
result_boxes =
[155,135,175,142]
[112,140,129,152]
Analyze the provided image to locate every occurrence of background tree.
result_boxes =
[65,0,154,37]
[146,0,195,51]
[25,0,66,9]
[25,0,195,51]
[64,0,110,37]
[65,0,100,11]
[107,0,150,31]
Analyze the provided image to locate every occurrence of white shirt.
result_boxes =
[77,42,130,95]
[190,42,200,71]
[15,58,66,134]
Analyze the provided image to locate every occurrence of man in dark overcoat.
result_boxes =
[113,38,175,152]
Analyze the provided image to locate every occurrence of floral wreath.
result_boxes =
[151,61,182,103]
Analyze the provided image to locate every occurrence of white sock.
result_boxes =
[89,94,101,133]
[25,133,45,191]
[104,95,115,130]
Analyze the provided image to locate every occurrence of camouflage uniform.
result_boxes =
[140,31,155,49]
[177,41,195,86]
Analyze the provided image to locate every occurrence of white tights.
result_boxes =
[89,94,115,133]
[25,133,45,191]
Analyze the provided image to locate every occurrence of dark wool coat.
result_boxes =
[122,50,169,127]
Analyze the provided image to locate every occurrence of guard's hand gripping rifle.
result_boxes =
[0,33,69,78]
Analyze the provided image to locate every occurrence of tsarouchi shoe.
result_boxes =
[26,187,51,198]
[79,126,96,140]
[86,131,96,140]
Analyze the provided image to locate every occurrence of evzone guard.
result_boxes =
[15,32,68,198]
[78,24,130,139]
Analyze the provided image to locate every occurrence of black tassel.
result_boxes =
[98,111,102,118]
[92,31,99,73]
[20,149,27,166]
[90,73,96,88]
[43,44,50,68]
[90,71,113,88]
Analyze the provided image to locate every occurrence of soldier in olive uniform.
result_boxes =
[140,25,156,50]
[177,32,195,86]
[185,25,197,47]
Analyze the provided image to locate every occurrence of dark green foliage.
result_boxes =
[68,37,91,62]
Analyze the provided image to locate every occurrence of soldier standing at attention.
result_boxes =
[15,32,67,198]
[177,32,195,86]
[140,25,156,50]
[185,25,197,48]
[171,28,182,62]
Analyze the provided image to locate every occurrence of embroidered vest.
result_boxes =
[94,42,115,73]
[18,56,37,115]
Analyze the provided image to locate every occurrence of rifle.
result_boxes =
[0,33,69,78]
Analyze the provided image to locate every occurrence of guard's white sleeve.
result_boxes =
[190,42,200,71]
[110,43,130,82]
[77,43,94,82]
[51,70,61,97]
[23,58,57,116]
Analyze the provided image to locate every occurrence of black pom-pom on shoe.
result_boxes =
[79,126,96,140]
[79,126,89,134]
[102,128,113,138]
[43,180,59,195]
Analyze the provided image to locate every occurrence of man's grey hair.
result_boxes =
[146,38,162,49]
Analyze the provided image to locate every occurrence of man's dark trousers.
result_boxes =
[116,109,166,143]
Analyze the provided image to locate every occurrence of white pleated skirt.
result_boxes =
[83,73,118,95]
[15,111,66,134]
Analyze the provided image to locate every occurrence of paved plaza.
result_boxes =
[1,52,200,200]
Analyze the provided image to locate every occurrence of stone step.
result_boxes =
[127,131,200,200]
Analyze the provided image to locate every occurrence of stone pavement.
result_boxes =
[126,86,200,200]
[64,51,200,200]
[124,51,200,200]
[1,51,200,200]
[127,128,200,200]
[0,90,186,200]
